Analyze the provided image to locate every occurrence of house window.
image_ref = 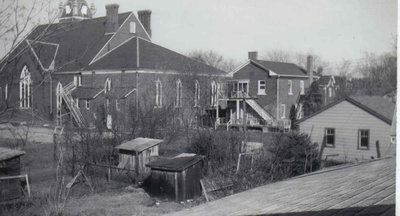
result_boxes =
[105,78,111,93]
[81,5,88,15]
[358,129,369,149]
[85,100,90,110]
[258,80,266,95]
[280,104,286,119]
[106,99,110,111]
[20,66,32,108]
[288,80,293,95]
[325,128,335,147]
[300,80,305,95]
[176,79,182,108]
[328,88,332,97]
[194,80,200,107]
[5,84,8,100]
[211,81,217,106]
[74,75,82,86]
[155,80,162,108]
[116,99,120,111]
[75,98,79,108]
[130,22,136,34]
[65,5,71,14]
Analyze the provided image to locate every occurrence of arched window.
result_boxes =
[56,82,63,126]
[210,80,217,107]
[20,66,32,108]
[155,80,162,108]
[104,78,111,93]
[176,79,182,108]
[194,80,200,107]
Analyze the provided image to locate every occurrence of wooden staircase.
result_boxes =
[61,82,86,128]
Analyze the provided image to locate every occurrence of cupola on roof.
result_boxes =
[59,0,95,22]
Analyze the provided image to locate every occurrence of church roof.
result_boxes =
[87,37,227,75]
[1,9,225,76]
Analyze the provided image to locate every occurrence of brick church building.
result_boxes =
[0,0,227,129]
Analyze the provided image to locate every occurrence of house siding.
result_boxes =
[278,77,308,119]
[233,63,277,116]
[298,100,393,161]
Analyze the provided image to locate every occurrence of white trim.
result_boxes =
[93,89,104,99]
[59,16,88,21]
[89,12,135,65]
[77,69,229,77]
[124,88,136,98]
[26,40,46,71]
[135,10,152,39]
[300,80,305,95]
[288,80,293,95]
[85,99,90,110]
[280,104,286,119]
[89,36,136,66]
[175,79,182,108]
[257,80,266,95]
[230,60,251,75]
[26,39,59,71]
[155,80,162,107]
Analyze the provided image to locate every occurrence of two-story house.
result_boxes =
[0,0,226,130]
[317,75,348,105]
[218,52,317,131]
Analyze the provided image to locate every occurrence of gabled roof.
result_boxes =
[0,147,25,161]
[317,75,346,86]
[296,96,394,125]
[255,60,308,76]
[1,12,131,72]
[115,137,163,153]
[87,37,227,75]
[231,59,313,78]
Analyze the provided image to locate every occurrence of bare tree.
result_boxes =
[0,0,58,120]
[262,49,294,63]
[188,50,237,72]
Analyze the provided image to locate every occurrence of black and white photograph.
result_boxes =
[0,0,397,215]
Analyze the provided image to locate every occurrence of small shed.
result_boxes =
[146,153,205,202]
[115,137,162,177]
[0,147,25,202]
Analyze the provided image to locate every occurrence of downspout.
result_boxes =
[50,74,52,115]
[136,37,139,119]
[276,76,280,120]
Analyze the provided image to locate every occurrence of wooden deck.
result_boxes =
[167,157,395,216]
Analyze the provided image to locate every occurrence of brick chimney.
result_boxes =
[138,10,152,37]
[307,55,314,86]
[105,4,119,34]
[248,51,258,61]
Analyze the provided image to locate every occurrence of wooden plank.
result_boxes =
[200,179,209,202]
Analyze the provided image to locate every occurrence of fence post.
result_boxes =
[376,140,381,158]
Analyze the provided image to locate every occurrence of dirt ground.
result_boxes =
[0,133,200,216]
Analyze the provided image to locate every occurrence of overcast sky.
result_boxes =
[87,0,397,65]
[3,0,397,69]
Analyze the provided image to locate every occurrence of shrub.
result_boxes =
[267,132,320,180]
[189,129,243,173]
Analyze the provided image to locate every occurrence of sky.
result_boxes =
[87,0,397,65]
[3,0,398,69]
